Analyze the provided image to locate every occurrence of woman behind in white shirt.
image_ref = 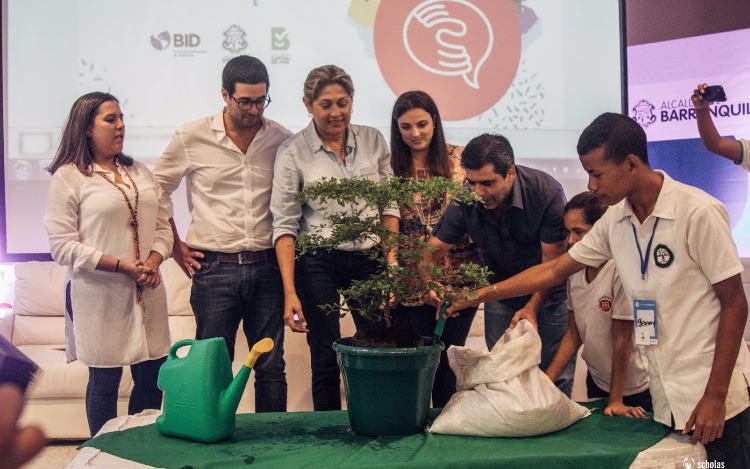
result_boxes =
[44,92,173,437]
[545,191,652,417]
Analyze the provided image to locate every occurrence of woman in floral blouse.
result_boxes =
[390,91,483,407]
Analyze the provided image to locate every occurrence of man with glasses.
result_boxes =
[154,55,291,412]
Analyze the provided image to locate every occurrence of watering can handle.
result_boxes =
[168,339,197,360]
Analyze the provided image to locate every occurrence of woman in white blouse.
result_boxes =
[44,92,173,437]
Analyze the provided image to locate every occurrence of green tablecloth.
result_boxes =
[81,402,668,469]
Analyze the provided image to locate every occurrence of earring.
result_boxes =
[307,112,312,118]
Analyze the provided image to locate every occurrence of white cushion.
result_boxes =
[168,316,197,343]
[12,315,65,346]
[161,258,194,316]
[0,309,13,340]
[13,261,66,317]
[21,345,133,399]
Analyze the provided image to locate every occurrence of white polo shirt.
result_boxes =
[738,138,750,173]
[568,260,650,396]
[569,170,750,429]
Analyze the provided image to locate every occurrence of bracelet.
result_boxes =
[115,259,120,273]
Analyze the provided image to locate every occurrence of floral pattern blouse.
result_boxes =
[398,144,483,306]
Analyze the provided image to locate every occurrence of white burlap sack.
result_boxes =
[429,320,590,437]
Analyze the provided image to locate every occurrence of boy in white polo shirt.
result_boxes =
[692,83,749,171]
[442,113,750,468]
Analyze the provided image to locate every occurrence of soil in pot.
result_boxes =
[350,323,424,348]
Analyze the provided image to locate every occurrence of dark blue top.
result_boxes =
[433,165,568,310]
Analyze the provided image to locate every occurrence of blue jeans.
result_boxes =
[296,249,387,411]
[86,357,165,437]
[484,299,575,396]
[392,303,478,407]
[190,254,287,412]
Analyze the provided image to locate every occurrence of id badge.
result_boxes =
[633,297,658,345]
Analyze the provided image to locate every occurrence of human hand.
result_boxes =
[509,306,538,329]
[442,293,473,318]
[137,270,161,289]
[173,241,204,278]
[121,260,154,282]
[284,295,308,333]
[691,83,712,110]
[137,253,163,288]
[604,401,648,419]
[682,395,725,444]
[142,252,162,273]
[423,289,441,310]
[0,384,46,469]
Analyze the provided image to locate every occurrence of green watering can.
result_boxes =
[156,336,274,443]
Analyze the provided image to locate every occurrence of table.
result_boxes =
[68,405,707,469]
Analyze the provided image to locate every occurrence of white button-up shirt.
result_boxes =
[44,162,173,367]
[739,138,749,172]
[569,171,750,429]
[154,111,292,252]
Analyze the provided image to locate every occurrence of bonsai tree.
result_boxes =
[295,176,489,346]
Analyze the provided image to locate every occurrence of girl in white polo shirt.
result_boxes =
[545,191,652,417]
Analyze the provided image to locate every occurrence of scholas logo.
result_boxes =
[150,31,201,50]
[374,0,521,121]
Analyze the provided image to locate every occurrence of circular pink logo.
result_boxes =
[375,0,521,121]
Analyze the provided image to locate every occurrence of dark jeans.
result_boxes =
[585,371,654,412]
[86,357,166,437]
[392,302,478,408]
[296,249,387,411]
[190,254,287,412]
[484,299,575,396]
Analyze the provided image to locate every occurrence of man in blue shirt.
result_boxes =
[422,133,574,395]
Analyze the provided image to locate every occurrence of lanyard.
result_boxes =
[631,217,660,280]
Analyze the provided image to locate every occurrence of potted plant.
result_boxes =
[296,176,488,436]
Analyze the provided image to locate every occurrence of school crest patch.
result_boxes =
[653,244,674,268]
[598,297,613,313]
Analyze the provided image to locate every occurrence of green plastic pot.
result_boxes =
[333,337,444,436]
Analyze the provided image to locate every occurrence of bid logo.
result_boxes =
[375,0,521,120]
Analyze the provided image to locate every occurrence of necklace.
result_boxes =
[96,166,145,318]
[414,167,430,180]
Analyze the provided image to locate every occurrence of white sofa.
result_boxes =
[2,259,337,439]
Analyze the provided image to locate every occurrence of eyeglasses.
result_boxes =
[230,94,272,111]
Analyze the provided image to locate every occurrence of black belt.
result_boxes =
[199,249,276,265]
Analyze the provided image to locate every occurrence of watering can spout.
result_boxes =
[219,338,275,417]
